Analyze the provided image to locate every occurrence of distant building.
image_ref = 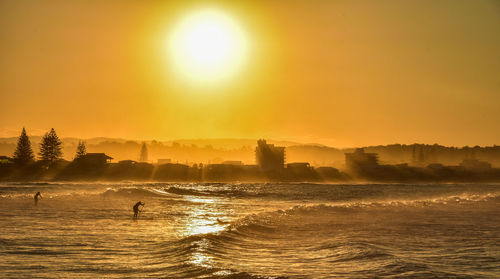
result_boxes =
[157,159,172,165]
[460,159,491,171]
[427,163,445,170]
[286,162,316,180]
[203,163,264,181]
[153,163,189,180]
[411,145,426,166]
[242,164,260,172]
[222,160,243,165]
[255,139,285,172]
[316,166,342,180]
[118,160,137,165]
[78,153,113,164]
[0,156,12,164]
[345,148,378,170]
[203,163,243,180]
[287,162,312,171]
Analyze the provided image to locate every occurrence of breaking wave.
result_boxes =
[153,193,500,278]
[1,182,499,278]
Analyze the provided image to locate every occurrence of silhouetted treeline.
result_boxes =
[363,144,500,167]
[1,131,499,182]
[1,137,499,167]
[2,159,500,182]
[288,144,500,168]
[346,163,500,183]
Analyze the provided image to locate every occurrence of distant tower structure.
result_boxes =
[411,145,426,166]
[255,139,285,172]
[412,145,417,162]
[429,145,438,163]
[139,142,148,162]
[418,146,425,164]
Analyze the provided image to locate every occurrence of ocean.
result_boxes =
[0,182,498,278]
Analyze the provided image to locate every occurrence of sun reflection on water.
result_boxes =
[182,196,229,235]
[181,195,230,269]
[190,238,214,268]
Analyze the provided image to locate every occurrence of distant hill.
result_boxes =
[0,137,300,163]
[160,138,300,149]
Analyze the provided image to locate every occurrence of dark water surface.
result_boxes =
[0,182,499,278]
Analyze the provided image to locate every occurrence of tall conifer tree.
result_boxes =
[75,141,86,159]
[13,127,34,165]
[39,128,63,163]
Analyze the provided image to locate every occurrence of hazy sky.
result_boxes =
[1,0,499,147]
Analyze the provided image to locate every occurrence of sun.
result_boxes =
[168,9,249,84]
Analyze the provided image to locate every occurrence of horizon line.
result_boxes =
[0,134,498,150]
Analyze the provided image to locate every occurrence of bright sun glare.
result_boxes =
[169,9,249,84]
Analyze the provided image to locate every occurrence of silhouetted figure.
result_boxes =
[34,192,42,206]
[133,201,145,219]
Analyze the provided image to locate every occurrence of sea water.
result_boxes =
[0,182,498,278]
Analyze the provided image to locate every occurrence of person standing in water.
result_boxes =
[133,201,145,219]
[34,192,42,206]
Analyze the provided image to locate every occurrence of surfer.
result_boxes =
[34,192,42,206]
[133,201,145,219]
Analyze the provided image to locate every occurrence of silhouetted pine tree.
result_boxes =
[139,142,148,162]
[75,141,86,159]
[12,127,34,165]
[39,128,62,164]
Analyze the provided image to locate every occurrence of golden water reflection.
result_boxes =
[182,196,229,236]
[181,196,231,269]
[190,238,214,268]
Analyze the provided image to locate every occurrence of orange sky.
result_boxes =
[1,0,499,147]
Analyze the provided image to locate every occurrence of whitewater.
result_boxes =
[0,182,499,278]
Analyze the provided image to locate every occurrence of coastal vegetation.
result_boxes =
[1,128,499,183]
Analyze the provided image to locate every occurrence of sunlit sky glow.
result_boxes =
[168,9,248,84]
[0,0,499,147]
